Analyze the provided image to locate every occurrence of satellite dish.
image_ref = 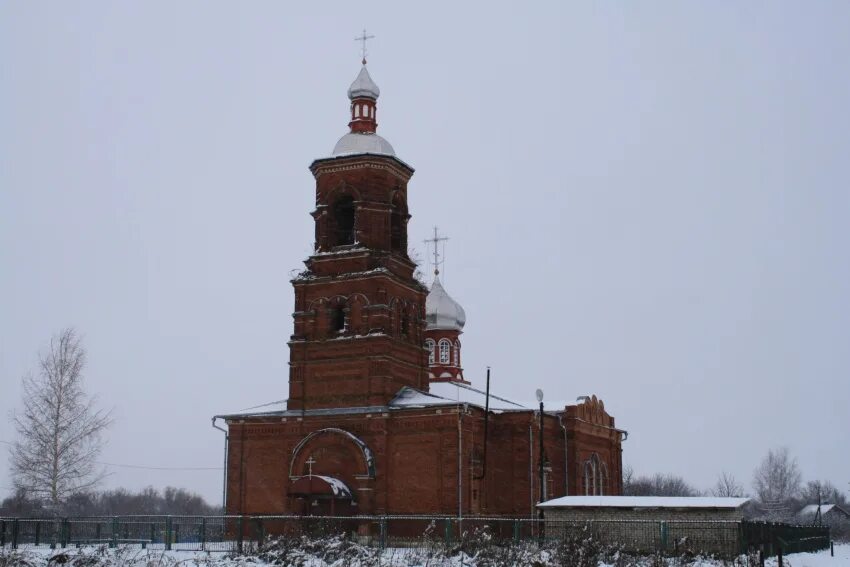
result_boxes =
[535,389,544,403]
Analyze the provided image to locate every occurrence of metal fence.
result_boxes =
[0,515,831,559]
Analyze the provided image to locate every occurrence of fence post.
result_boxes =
[379,517,387,549]
[659,521,668,552]
[11,519,18,549]
[0,519,5,548]
[150,523,155,547]
[777,543,783,567]
[174,523,180,547]
[832,541,835,556]
[513,519,520,543]
[200,517,206,552]
[34,521,40,546]
[256,517,264,550]
[237,516,243,554]
[443,518,453,546]
[165,516,173,551]
[111,517,118,548]
[61,518,69,548]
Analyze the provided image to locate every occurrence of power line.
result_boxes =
[1,441,221,471]
[97,462,222,471]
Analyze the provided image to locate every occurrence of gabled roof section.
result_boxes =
[389,382,529,412]
[798,503,849,518]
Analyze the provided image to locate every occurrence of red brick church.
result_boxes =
[216,60,626,518]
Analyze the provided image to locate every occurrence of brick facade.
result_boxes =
[218,63,626,519]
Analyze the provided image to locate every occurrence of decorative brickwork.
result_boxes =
[220,62,626,520]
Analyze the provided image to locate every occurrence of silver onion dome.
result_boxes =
[348,65,381,100]
[425,276,466,331]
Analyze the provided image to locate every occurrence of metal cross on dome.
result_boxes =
[305,456,316,477]
[424,226,449,277]
[355,29,375,64]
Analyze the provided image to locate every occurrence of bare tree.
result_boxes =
[799,480,847,506]
[622,465,635,492]
[9,328,113,508]
[623,472,699,497]
[752,447,801,520]
[712,471,745,498]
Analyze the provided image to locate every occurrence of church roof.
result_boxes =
[389,382,529,412]
[425,276,466,331]
[218,381,592,419]
[332,132,395,157]
[348,64,380,99]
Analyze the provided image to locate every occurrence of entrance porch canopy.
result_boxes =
[289,475,354,500]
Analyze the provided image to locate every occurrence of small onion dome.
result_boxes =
[425,276,466,331]
[332,132,395,157]
[348,65,380,100]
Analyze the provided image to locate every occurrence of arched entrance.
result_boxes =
[288,428,376,516]
[288,474,356,516]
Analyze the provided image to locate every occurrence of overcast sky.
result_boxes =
[1,2,848,505]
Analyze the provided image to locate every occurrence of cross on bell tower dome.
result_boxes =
[330,32,395,157]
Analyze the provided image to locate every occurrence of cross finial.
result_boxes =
[355,29,375,64]
[424,226,449,277]
[305,456,316,477]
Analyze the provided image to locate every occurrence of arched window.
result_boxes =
[354,105,361,118]
[390,196,407,253]
[591,454,600,495]
[400,312,409,336]
[331,305,346,333]
[331,196,355,246]
[425,339,435,365]
[453,340,460,366]
[582,454,604,495]
[438,339,451,364]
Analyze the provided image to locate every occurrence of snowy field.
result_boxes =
[0,543,847,566]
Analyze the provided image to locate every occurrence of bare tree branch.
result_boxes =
[711,471,745,498]
[8,328,113,509]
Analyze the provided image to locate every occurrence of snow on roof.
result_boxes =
[332,132,395,157]
[223,399,288,416]
[390,382,530,412]
[221,381,561,419]
[312,475,352,499]
[217,403,388,419]
[798,504,840,517]
[538,496,750,509]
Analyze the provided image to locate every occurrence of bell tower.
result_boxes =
[287,61,429,411]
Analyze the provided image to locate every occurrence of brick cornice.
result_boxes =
[310,156,414,181]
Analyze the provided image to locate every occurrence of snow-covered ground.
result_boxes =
[763,542,850,567]
[1,542,847,566]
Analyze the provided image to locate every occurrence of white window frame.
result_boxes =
[438,339,451,364]
[425,339,435,365]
